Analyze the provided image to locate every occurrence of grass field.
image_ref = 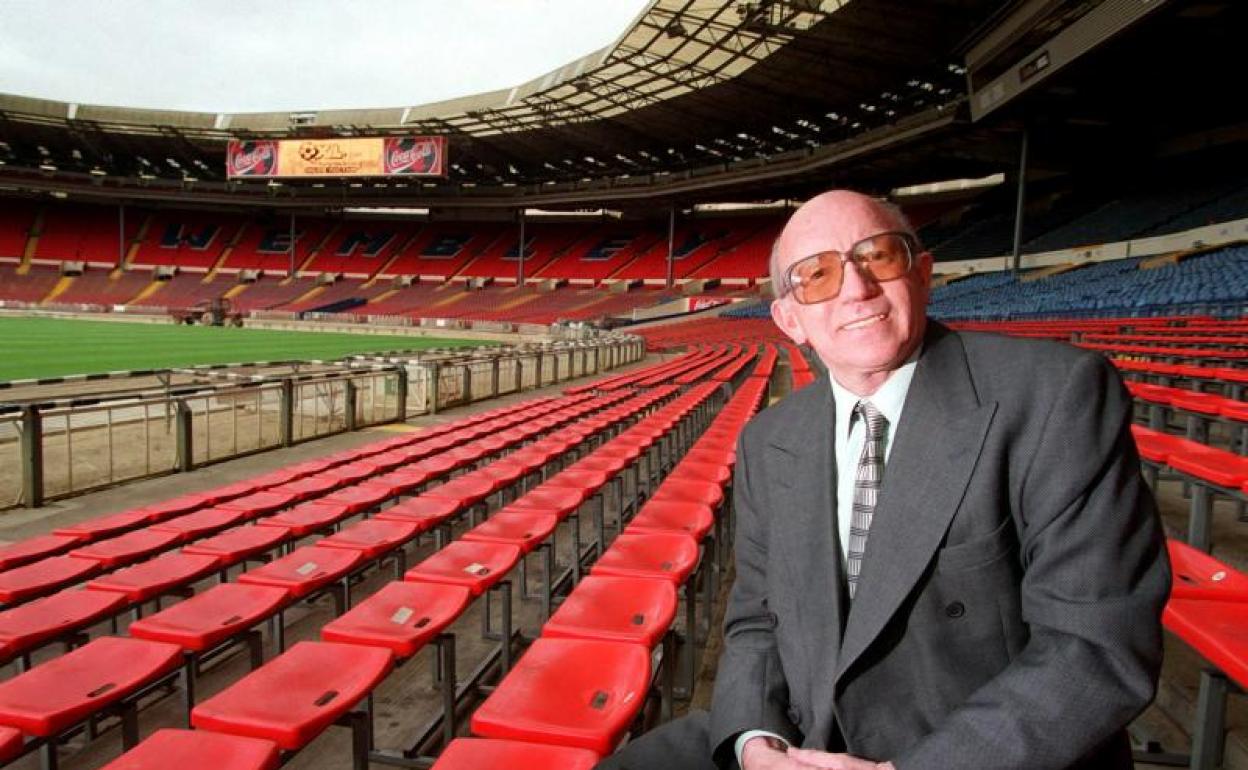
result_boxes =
[0,318,481,380]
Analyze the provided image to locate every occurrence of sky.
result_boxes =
[0,0,650,113]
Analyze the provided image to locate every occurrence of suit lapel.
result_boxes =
[834,325,998,687]
[766,375,845,716]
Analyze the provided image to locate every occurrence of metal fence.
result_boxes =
[3,335,644,508]
[0,412,24,509]
[37,399,180,501]
[187,384,284,467]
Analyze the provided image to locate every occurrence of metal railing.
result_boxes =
[2,335,645,508]
[187,383,284,467]
[35,398,180,502]
[0,412,25,509]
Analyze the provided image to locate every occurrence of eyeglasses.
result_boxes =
[781,231,918,305]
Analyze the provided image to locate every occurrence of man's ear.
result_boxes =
[770,298,808,345]
[916,250,934,287]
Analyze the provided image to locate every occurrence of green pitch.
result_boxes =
[0,317,480,381]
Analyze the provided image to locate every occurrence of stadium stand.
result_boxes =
[137,273,237,310]
[0,201,37,264]
[227,276,319,313]
[300,222,416,277]
[458,222,595,281]
[220,219,334,274]
[930,247,1248,321]
[32,205,139,268]
[534,226,663,282]
[382,223,506,279]
[130,212,243,271]
[52,268,153,308]
[0,264,63,305]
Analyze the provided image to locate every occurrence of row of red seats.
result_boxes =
[83,355,740,768]
[1078,340,1248,362]
[1086,332,1248,348]
[1125,381,1248,425]
[786,344,814,390]
[0,382,677,767]
[1114,357,1248,396]
[436,357,769,767]
[0,349,723,768]
[1155,539,1248,768]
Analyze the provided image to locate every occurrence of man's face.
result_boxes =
[770,192,932,392]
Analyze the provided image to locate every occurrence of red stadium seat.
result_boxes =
[216,490,300,519]
[323,482,395,515]
[626,499,715,541]
[98,729,280,770]
[0,533,87,572]
[542,575,677,648]
[271,474,343,501]
[69,529,182,570]
[592,532,701,585]
[320,581,472,659]
[136,493,216,522]
[191,641,393,750]
[257,499,353,537]
[431,738,600,769]
[1169,448,1248,488]
[1167,540,1248,602]
[129,583,290,653]
[0,636,183,736]
[150,507,250,542]
[0,589,127,665]
[53,509,154,542]
[461,509,559,554]
[405,541,521,597]
[318,519,421,560]
[0,726,21,764]
[649,478,724,509]
[0,556,103,607]
[375,495,461,527]
[85,552,222,604]
[182,524,292,566]
[237,546,363,600]
[469,637,650,755]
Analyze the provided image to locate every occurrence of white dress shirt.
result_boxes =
[734,351,920,766]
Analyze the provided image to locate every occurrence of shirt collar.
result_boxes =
[828,345,922,434]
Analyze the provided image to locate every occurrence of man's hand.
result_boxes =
[739,736,809,769]
[785,747,895,770]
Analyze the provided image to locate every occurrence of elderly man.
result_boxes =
[599,190,1168,770]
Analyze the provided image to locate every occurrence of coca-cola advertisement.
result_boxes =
[383,136,446,177]
[226,140,279,178]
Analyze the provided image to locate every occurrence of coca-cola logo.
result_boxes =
[228,141,277,176]
[384,137,441,175]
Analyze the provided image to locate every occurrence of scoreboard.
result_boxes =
[226,136,446,179]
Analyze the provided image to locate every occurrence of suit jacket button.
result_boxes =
[945,601,966,618]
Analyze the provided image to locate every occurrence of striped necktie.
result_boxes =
[846,400,887,599]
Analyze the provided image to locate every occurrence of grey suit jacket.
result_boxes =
[708,322,1169,769]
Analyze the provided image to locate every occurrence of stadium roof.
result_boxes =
[0,0,1242,212]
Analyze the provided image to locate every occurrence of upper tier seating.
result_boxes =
[0,201,37,264]
[131,212,245,271]
[299,222,417,276]
[929,247,1248,321]
[34,206,140,267]
[381,223,507,278]
[221,220,334,273]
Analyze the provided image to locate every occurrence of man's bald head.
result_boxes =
[769,191,918,296]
